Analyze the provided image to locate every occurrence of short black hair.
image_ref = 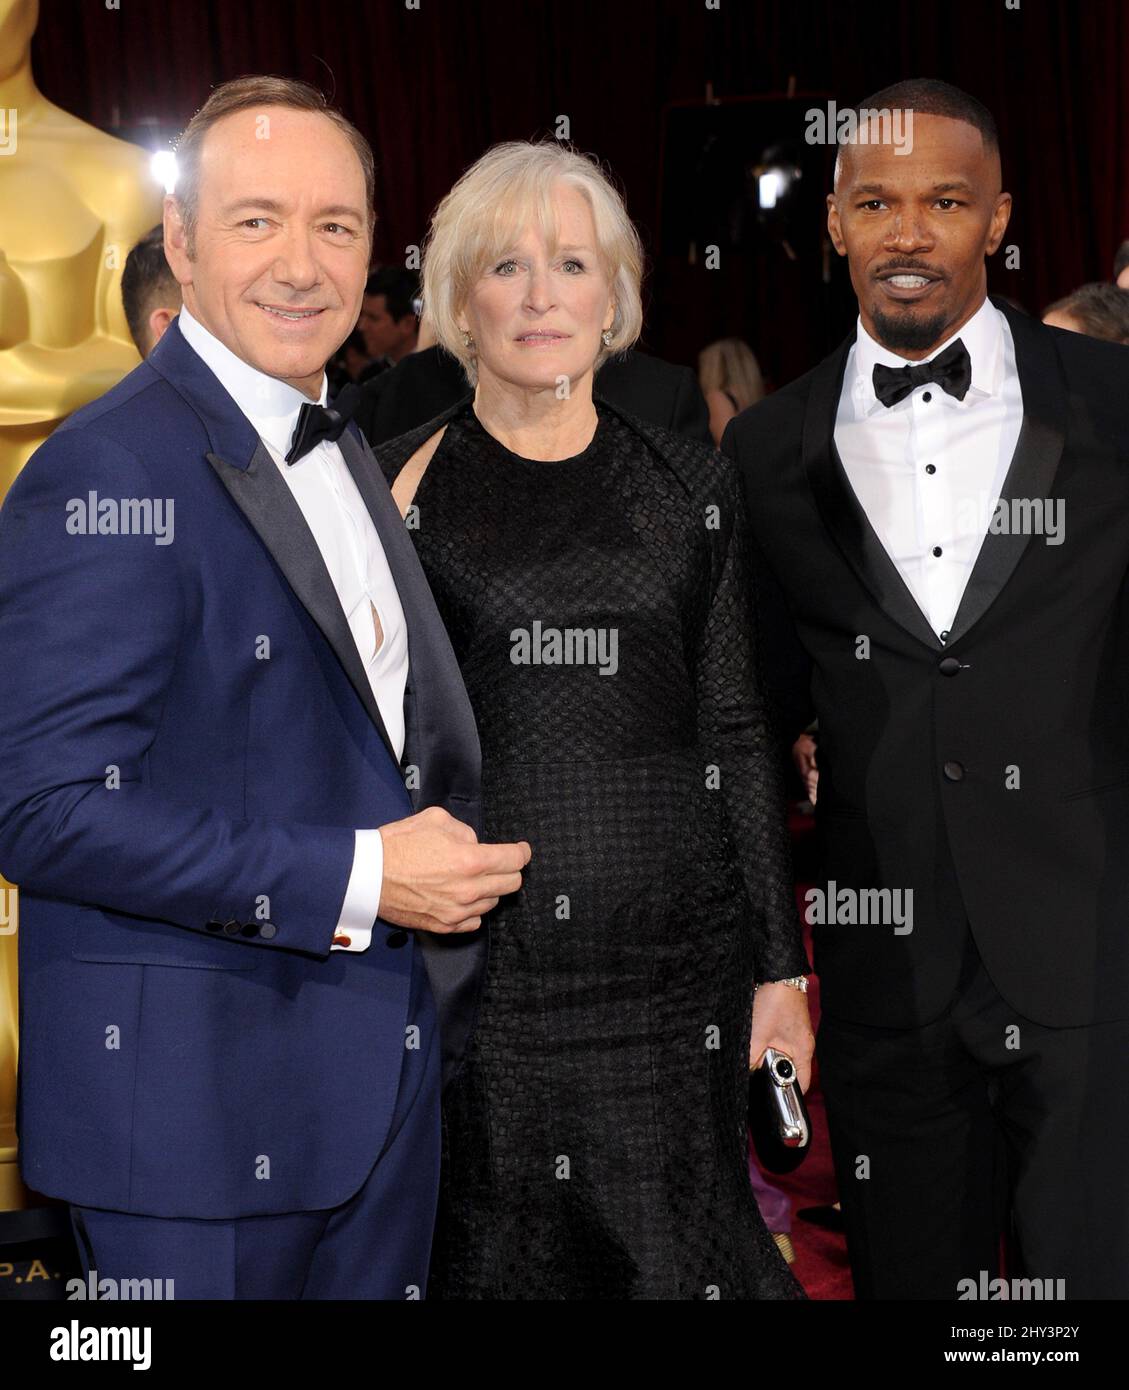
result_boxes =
[848,78,999,155]
[363,266,419,322]
[121,225,180,354]
[1114,239,1129,282]
[1044,282,1129,344]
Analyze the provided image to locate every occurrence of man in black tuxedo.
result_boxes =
[354,342,713,448]
[724,78,1129,1299]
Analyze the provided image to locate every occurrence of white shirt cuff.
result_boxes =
[330,828,384,952]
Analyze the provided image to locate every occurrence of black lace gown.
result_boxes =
[378,397,809,1300]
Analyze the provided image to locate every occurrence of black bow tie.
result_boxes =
[871,338,973,409]
[285,383,362,464]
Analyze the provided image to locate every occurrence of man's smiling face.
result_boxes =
[827,112,1011,359]
[165,105,371,397]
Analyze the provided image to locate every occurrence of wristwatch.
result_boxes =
[755,975,809,993]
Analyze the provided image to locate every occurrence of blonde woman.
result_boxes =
[378,141,813,1300]
[698,337,766,447]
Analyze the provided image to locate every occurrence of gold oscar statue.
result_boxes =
[1,0,164,1210]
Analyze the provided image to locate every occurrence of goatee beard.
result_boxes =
[871,306,950,353]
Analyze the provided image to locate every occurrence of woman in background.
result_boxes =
[698,337,765,446]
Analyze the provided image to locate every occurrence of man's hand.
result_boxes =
[792,732,819,805]
[749,982,815,1092]
[377,806,531,934]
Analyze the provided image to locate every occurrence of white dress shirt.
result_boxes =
[178,305,409,952]
[834,298,1024,640]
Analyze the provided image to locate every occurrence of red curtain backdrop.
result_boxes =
[29,0,1129,383]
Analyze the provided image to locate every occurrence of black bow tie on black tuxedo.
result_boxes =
[871,338,973,409]
[285,383,363,464]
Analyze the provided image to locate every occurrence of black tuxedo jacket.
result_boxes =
[724,297,1129,1029]
[353,345,713,448]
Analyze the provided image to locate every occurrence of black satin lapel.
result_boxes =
[335,424,482,809]
[944,305,1068,647]
[337,423,487,1092]
[206,442,399,765]
[802,342,943,651]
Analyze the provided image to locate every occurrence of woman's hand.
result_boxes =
[749,982,815,1092]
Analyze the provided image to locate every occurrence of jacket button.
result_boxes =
[258,923,277,939]
[939,656,961,676]
[943,761,965,782]
[222,919,241,935]
[205,919,224,933]
[240,921,259,937]
[386,930,409,949]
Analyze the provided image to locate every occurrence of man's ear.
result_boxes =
[163,194,193,285]
[148,305,178,348]
[826,194,847,257]
[985,191,1012,257]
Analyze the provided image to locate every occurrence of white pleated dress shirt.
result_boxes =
[834,297,1024,641]
[178,305,409,952]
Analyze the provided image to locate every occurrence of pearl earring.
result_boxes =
[601,329,613,347]
[461,330,475,350]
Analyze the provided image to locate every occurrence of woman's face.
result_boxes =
[457,181,616,395]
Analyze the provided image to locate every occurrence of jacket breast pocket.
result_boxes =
[71,908,262,971]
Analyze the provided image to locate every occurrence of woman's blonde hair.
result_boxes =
[697,338,766,412]
[421,140,644,386]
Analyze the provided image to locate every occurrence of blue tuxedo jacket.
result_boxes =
[0,319,483,1218]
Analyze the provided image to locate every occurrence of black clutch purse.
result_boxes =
[748,1048,811,1173]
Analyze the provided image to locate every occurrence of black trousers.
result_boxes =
[817,924,1129,1300]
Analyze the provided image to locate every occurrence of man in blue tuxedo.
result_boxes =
[0,75,529,1299]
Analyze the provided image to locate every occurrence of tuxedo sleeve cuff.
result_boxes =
[330,829,384,952]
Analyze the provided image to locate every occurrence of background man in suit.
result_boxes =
[724,79,1129,1299]
[355,267,421,381]
[0,75,528,1300]
[121,225,183,358]
[354,339,714,448]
